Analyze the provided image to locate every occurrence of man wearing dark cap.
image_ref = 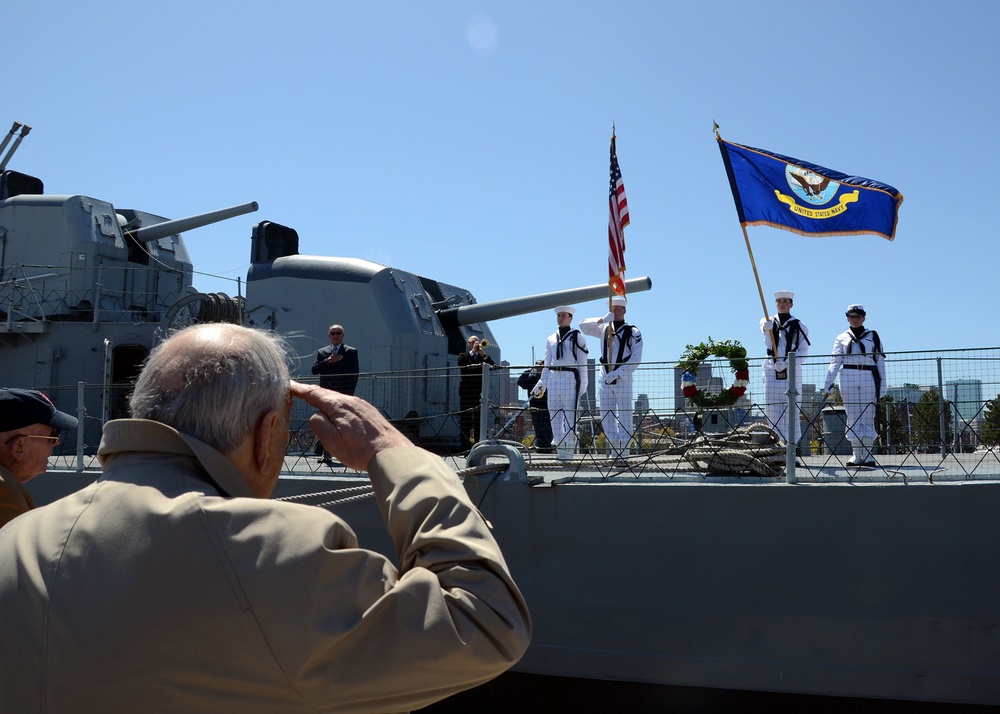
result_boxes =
[0,388,78,528]
[823,304,886,467]
[517,359,554,453]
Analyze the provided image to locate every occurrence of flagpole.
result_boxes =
[609,122,618,318]
[607,125,619,373]
[715,122,774,348]
[742,222,779,381]
[741,223,771,324]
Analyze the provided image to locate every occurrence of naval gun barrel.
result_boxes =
[439,275,652,326]
[0,122,30,172]
[0,122,24,161]
[127,201,259,244]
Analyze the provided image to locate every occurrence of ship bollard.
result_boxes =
[466,442,528,485]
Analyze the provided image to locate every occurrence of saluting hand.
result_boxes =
[291,382,411,471]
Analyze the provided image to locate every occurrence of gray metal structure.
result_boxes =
[245,233,651,446]
[0,125,651,450]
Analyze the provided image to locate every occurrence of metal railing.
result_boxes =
[40,346,1000,482]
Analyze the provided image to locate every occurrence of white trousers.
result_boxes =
[840,369,877,441]
[547,371,579,450]
[599,375,634,443]
[761,369,802,442]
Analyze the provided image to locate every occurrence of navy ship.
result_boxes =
[8,120,1000,709]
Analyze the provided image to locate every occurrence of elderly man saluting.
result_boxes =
[0,388,78,529]
[0,323,530,713]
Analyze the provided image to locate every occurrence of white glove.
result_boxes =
[604,373,618,385]
[773,360,787,372]
[760,317,777,332]
[603,311,614,323]
[531,384,546,399]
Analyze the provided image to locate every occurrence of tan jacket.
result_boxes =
[0,463,34,529]
[0,419,530,713]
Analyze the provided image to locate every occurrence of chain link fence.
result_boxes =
[42,347,1000,481]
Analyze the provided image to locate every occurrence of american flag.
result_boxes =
[608,133,629,296]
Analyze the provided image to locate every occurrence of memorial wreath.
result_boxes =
[678,338,751,409]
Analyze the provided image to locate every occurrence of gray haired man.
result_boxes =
[0,323,529,712]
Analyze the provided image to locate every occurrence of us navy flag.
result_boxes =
[717,137,903,241]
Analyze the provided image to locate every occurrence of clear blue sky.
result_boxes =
[7,1,998,369]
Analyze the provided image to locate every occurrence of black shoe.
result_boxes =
[318,457,334,465]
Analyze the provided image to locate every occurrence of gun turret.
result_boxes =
[127,201,259,244]
[437,276,652,328]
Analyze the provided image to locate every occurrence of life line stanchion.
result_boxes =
[496,400,530,441]
[785,351,798,484]
[479,361,490,444]
[76,381,86,474]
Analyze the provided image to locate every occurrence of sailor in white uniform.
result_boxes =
[579,296,643,459]
[823,304,886,467]
[533,306,589,460]
[759,290,810,442]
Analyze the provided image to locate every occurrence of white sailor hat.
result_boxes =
[846,304,866,317]
[555,305,575,317]
[773,290,794,301]
[610,296,627,308]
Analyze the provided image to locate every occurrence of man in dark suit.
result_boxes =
[311,324,360,463]
[312,324,360,395]
[457,335,496,448]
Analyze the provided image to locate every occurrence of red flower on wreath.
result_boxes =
[731,369,750,398]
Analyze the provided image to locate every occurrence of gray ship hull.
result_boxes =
[27,454,1000,707]
[275,466,1000,707]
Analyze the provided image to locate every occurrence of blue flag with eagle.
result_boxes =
[717,136,903,241]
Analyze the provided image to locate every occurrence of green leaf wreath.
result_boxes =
[678,338,751,409]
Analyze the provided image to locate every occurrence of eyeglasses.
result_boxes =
[329,330,343,335]
[5,429,61,446]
